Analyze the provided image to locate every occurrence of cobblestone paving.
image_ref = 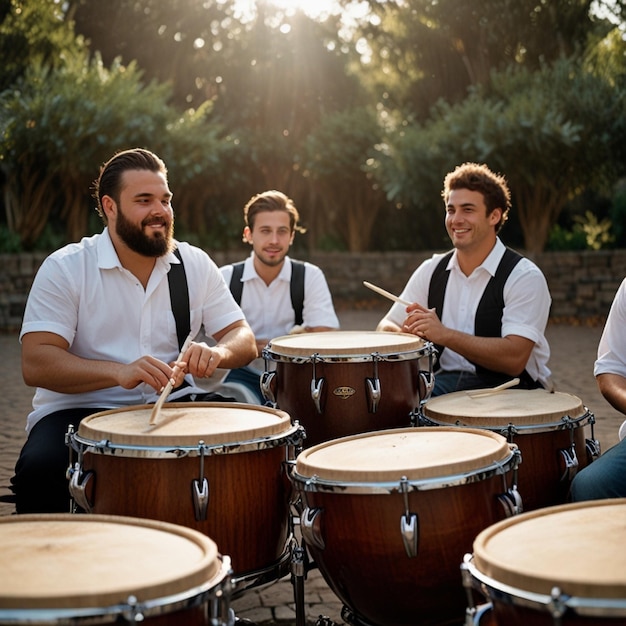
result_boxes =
[1,310,622,625]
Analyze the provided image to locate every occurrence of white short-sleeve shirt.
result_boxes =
[220,254,339,369]
[595,278,626,378]
[20,229,245,431]
[383,238,552,387]
[594,277,626,439]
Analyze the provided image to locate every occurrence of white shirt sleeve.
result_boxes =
[302,263,340,329]
[595,278,626,378]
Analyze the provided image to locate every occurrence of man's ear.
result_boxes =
[243,226,253,244]
[101,195,117,220]
[489,208,502,226]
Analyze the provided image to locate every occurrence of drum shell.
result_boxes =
[82,446,289,578]
[0,514,230,626]
[264,331,434,447]
[273,358,422,447]
[420,390,593,511]
[299,480,509,626]
[71,403,297,578]
[292,427,519,626]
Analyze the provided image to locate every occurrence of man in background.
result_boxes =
[219,190,339,402]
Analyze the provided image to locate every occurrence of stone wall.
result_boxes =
[2,249,626,331]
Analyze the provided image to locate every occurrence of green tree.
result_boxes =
[0,0,82,93]
[377,56,626,255]
[0,50,235,249]
[350,0,614,118]
[303,106,389,252]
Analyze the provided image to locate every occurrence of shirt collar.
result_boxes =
[245,252,292,282]
[96,228,180,273]
[96,228,122,269]
[448,237,505,278]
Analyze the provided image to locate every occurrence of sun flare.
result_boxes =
[233,0,351,21]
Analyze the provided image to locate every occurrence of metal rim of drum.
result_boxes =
[421,389,591,434]
[264,331,432,364]
[71,402,302,459]
[292,426,519,494]
[0,513,230,622]
[466,499,626,618]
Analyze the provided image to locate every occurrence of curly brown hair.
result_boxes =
[442,162,510,233]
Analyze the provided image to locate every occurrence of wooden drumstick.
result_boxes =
[466,378,520,398]
[149,333,194,425]
[363,281,412,307]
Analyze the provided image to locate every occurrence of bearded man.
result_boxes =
[10,148,256,513]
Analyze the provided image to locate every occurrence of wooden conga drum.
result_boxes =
[419,389,598,511]
[67,402,303,589]
[262,331,435,447]
[0,514,232,625]
[291,427,521,626]
[462,499,626,625]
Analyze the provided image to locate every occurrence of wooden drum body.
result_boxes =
[291,427,521,626]
[0,514,232,625]
[262,331,435,447]
[462,499,626,625]
[419,389,599,511]
[67,403,303,588]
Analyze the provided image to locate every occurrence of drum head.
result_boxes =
[295,427,512,482]
[0,514,220,610]
[266,331,426,357]
[423,389,586,427]
[473,499,626,598]
[77,402,291,447]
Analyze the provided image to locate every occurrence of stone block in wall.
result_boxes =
[576,284,596,299]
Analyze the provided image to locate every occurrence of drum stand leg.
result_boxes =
[291,542,307,626]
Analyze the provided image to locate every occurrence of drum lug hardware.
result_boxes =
[366,356,381,413]
[548,586,567,623]
[502,423,518,442]
[585,413,601,462]
[586,437,601,463]
[122,595,145,622]
[65,424,76,472]
[67,462,95,513]
[309,357,325,414]
[399,476,419,558]
[497,485,523,517]
[287,423,306,449]
[366,377,381,413]
[301,507,325,550]
[419,369,434,402]
[341,603,360,625]
[260,370,276,404]
[192,441,210,521]
[559,445,579,481]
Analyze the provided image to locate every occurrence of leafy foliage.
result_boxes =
[1,0,625,253]
[377,56,626,254]
[0,50,234,249]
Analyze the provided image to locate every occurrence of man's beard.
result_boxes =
[115,206,174,257]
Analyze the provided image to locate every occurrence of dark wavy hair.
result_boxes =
[93,148,167,223]
[243,190,306,238]
[442,162,511,233]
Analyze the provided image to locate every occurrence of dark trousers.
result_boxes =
[10,407,106,514]
[10,392,236,514]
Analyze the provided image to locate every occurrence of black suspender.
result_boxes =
[167,247,190,351]
[289,260,305,327]
[427,251,454,360]
[229,261,245,307]
[426,248,534,386]
[228,259,305,326]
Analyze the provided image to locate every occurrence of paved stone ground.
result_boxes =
[1,309,623,625]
